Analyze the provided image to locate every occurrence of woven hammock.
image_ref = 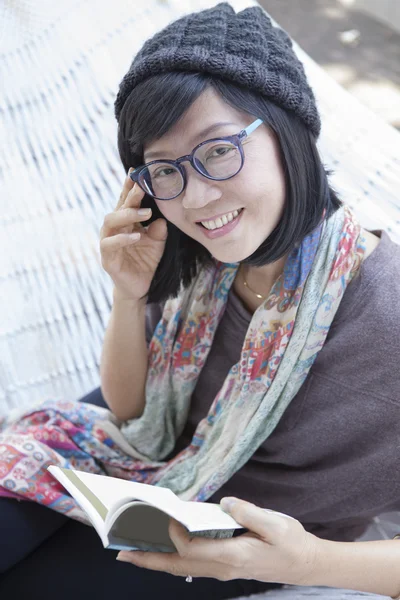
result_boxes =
[1,1,400,590]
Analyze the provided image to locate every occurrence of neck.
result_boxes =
[234,255,288,313]
[244,255,287,293]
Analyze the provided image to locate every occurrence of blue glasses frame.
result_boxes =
[129,118,263,200]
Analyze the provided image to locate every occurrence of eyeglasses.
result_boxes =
[129,118,263,201]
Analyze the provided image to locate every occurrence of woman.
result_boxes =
[0,3,399,599]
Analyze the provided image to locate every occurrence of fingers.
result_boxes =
[167,520,239,565]
[104,171,148,241]
[167,520,193,556]
[100,232,141,253]
[115,169,135,211]
[121,177,145,210]
[115,169,145,212]
[101,207,152,239]
[221,498,292,543]
[116,550,232,581]
[146,218,168,242]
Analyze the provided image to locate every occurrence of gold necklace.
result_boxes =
[242,266,265,300]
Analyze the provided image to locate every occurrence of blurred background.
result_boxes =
[260,0,400,130]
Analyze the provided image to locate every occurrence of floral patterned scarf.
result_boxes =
[0,205,367,522]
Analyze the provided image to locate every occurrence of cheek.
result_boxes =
[154,200,181,224]
[243,149,286,203]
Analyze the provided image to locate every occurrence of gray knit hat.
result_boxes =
[114,2,321,137]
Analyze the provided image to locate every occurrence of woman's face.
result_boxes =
[143,89,286,263]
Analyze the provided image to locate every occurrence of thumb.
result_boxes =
[220,497,295,544]
[147,218,168,242]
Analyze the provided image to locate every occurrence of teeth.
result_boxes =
[201,209,241,230]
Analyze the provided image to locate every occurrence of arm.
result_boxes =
[99,171,167,423]
[100,288,148,422]
[306,535,400,598]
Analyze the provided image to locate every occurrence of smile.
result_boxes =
[196,208,244,240]
[199,208,243,230]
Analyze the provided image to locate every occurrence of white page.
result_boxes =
[70,471,239,532]
[71,470,179,513]
[181,501,243,532]
[50,468,294,535]
[48,466,109,546]
[182,504,297,531]
[52,468,241,531]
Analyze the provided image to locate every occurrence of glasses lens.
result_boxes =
[139,163,184,200]
[194,140,242,179]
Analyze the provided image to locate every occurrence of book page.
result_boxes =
[107,502,177,552]
[50,468,236,532]
[180,501,243,532]
[181,503,297,532]
[69,470,179,514]
[47,466,109,547]
[49,467,296,549]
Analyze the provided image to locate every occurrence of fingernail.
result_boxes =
[130,232,141,241]
[116,552,130,562]
[137,208,151,216]
[128,167,134,175]
[220,497,236,512]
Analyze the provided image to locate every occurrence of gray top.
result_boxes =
[145,230,400,542]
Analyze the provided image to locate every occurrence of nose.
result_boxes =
[181,164,222,210]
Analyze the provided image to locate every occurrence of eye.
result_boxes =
[153,167,177,178]
[208,145,233,159]
[203,144,238,163]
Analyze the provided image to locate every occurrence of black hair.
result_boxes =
[117,72,342,304]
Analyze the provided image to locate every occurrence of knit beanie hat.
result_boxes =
[114,2,321,138]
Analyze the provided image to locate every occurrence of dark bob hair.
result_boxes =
[117,72,342,304]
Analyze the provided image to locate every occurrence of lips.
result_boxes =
[196,206,244,239]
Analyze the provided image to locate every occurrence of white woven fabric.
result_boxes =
[1,0,399,572]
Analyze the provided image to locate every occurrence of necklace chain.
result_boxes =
[242,266,265,300]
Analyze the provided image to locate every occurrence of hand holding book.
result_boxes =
[116,495,400,599]
[115,495,316,587]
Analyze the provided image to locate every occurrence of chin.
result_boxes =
[210,249,252,264]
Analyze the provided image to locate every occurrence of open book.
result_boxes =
[48,466,245,552]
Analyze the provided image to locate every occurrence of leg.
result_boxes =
[0,498,68,574]
[78,386,108,409]
[0,519,282,599]
[0,386,106,575]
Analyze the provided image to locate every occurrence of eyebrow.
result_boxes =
[143,121,238,161]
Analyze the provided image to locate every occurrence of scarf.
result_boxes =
[0,205,367,520]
